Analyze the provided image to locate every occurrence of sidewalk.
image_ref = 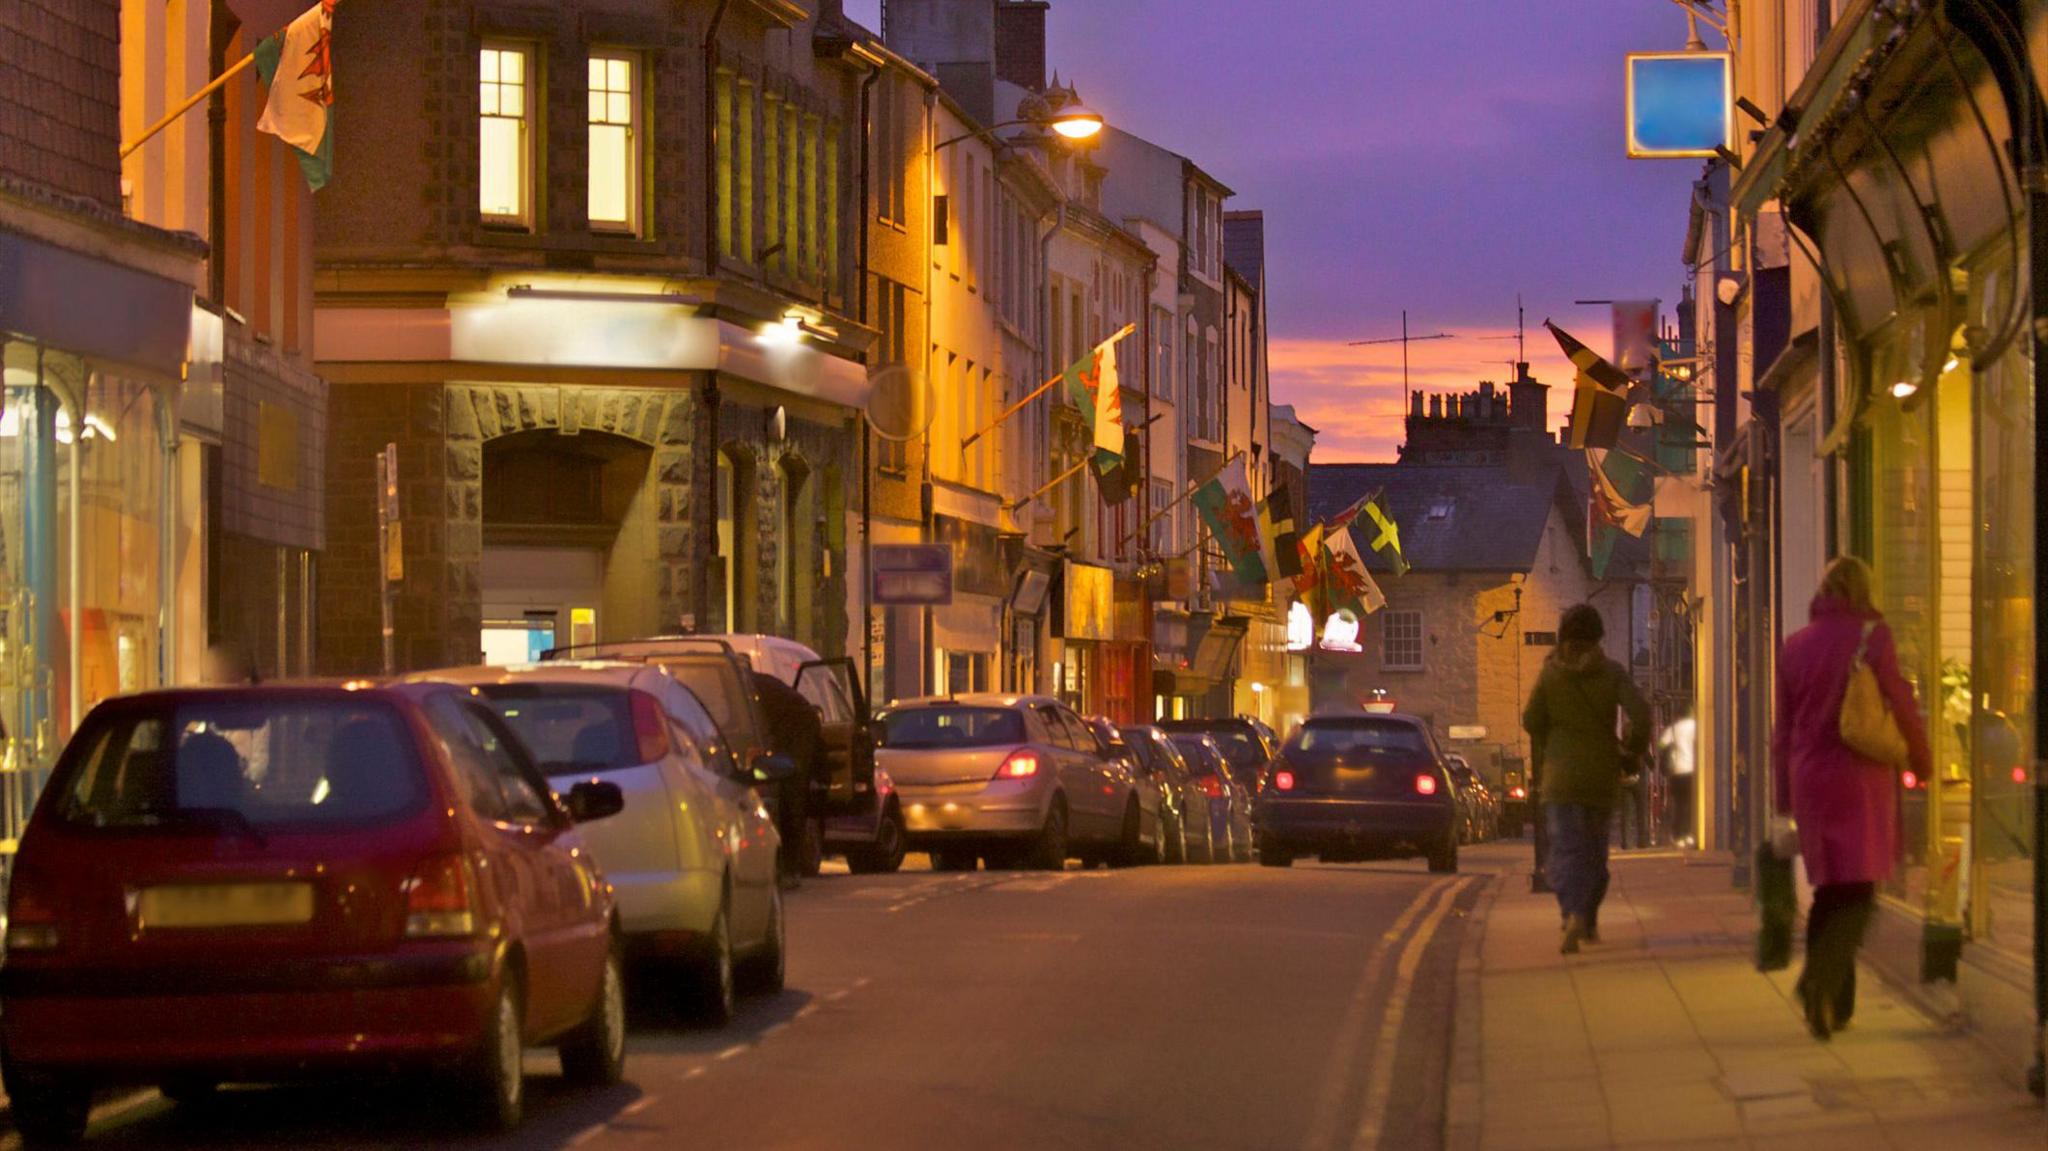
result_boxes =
[1446,845,2047,1151]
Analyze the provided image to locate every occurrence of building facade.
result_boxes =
[314,0,872,674]
[1691,0,2042,1087]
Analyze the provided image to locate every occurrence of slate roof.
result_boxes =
[1305,463,1578,574]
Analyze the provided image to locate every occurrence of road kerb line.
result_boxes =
[1353,876,1473,1151]
[1300,877,1455,1151]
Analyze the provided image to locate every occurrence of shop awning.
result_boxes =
[1192,622,1246,683]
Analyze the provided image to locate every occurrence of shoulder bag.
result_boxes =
[1838,621,1908,766]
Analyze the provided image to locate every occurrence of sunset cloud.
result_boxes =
[1271,333,1576,462]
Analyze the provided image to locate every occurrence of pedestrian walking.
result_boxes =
[1521,604,1650,955]
[1770,556,1930,1040]
[751,669,824,889]
[1659,710,1697,847]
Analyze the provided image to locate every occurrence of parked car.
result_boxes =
[1121,724,1215,863]
[413,662,791,1026]
[1444,755,1497,844]
[1166,732,1254,863]
[875,695,1142,871]
[1158,717,1275,796]
[545,636,904,875]
[0,683,629,1143]
[1253,712,1459,872]
[1084,718,1168,865]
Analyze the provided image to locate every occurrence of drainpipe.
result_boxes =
[696,0,733,632]
[159,391,177,687]
[919,86,936,697]
[857,55,879,701]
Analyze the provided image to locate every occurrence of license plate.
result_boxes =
[137,883,315,929]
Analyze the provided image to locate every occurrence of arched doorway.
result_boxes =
[479,429,655,662]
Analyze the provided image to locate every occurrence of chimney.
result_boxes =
[1429,394,1443,419]
[1509,361,1548,433]
[995,1,1049,91]
[883,0,998,123]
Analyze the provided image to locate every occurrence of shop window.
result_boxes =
[718,446,757,632]
[479,44,535,228]
[586,52,641,234]
[1382,610,1423,671]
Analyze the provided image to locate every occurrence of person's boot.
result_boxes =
[1561,914,1587,955]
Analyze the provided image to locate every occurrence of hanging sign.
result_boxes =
[1625,52,1733,159]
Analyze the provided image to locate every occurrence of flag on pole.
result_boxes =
[1294,523,1327,615]
[254,1,339,191]
[1360,491,1410,578]
[1062,335,1126,481]
[1191,457,1267,586]
[1259,485,1302,581]
[1322,526,1387,616]
[1587,446,1655,538]
[1546,321,1630,450]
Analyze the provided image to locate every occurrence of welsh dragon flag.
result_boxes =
[1190,456,1267,586]
[254,0,339,191]
[1062,336,1126,481]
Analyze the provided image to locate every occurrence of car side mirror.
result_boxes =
[564,780,626,823]
[752,753,800,785]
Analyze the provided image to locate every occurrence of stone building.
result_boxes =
[313,0,874,673]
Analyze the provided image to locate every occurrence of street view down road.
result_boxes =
[37,855,1482,1151]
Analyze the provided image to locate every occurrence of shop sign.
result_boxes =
[1625,51,1733,159]
[1285,601,1316,651]
[0,232,193,377]
[1320,611,1363,653]
[933,515,1008,598]
[1447,725,1488,741]
[873,544,954,606]
[1061,562,1113,642]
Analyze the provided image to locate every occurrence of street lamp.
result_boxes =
[935,102,1105,151]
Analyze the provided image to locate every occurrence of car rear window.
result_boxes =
[56,698,426,831]
[472,685,640,773]
[1163,722,1266,769]
[879,707,1025,749]
[1279,720,1437,796]
[1166,735,1221,772]
[660,661,756,743]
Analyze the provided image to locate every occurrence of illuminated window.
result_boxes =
[715,71,734,257]
[587,53,640,233]
[1383,610,1424,671]
[479,45,534,227]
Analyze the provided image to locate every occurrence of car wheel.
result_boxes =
[738,882,787,995]
[1028,800,1069,871]
[932,847,978,872]
[691,895,737,1027]
[461,971,526,1132]
[846,806,908,874]
[1109,799,1143,868]
[1163,811,1186,865]
[6,1058,92,1146]
[1428,831,1460,874]
[559,943,627,1086]
[1257,835,1293,868]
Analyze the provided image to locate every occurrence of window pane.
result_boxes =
[608,92,631,124]
[588,124,630,223]
[500,50,522,84]
[608,58,629,89]
[588,90,605,122]
[479,116,524,219]
[481,49,499,83]
[588,56,604,89]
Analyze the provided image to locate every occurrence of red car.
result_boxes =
[0,683,630,1144]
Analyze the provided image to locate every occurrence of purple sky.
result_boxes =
[846,1,1702,460]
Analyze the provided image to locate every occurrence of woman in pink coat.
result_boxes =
[1771,556,1931,1040]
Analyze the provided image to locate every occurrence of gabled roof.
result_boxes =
[1305,463,1579,574]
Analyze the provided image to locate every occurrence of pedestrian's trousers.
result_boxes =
[1546,803,1613,925]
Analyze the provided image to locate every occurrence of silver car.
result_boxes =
[412,663,791,1026]
[1123,724,1222,864]
[877,695,1142,871]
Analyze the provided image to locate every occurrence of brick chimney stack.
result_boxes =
[995,1,1050,91]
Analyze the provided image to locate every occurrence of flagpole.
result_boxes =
[962,322,1136,451]
[121,52,257,160]
[1004,458,1090,513]
[1117,449,1245,549]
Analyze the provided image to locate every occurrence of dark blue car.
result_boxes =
[1253,713,1459,872]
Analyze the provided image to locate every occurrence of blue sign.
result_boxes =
[1626,52,1732,159]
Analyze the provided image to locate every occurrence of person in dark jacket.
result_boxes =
[1522,604,1651,954]
[751,670,824,889]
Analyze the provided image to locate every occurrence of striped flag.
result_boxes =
[1259,485,1302,581]
[1547,321,1630,450]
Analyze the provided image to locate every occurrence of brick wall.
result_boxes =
[0,0,122,210]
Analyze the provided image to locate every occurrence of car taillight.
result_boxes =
[1196,775,1224,798]
[6,880,61,952]
[995,751,1040,780]
[1273,770,1296,792]
[1415,774,1439,797]
[1509,786,1527,799]
[630,690,670,763]
[402,854,477,938]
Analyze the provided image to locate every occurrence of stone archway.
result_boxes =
[446,384,699,659]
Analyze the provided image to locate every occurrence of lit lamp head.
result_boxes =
[1047,104,1104,141]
